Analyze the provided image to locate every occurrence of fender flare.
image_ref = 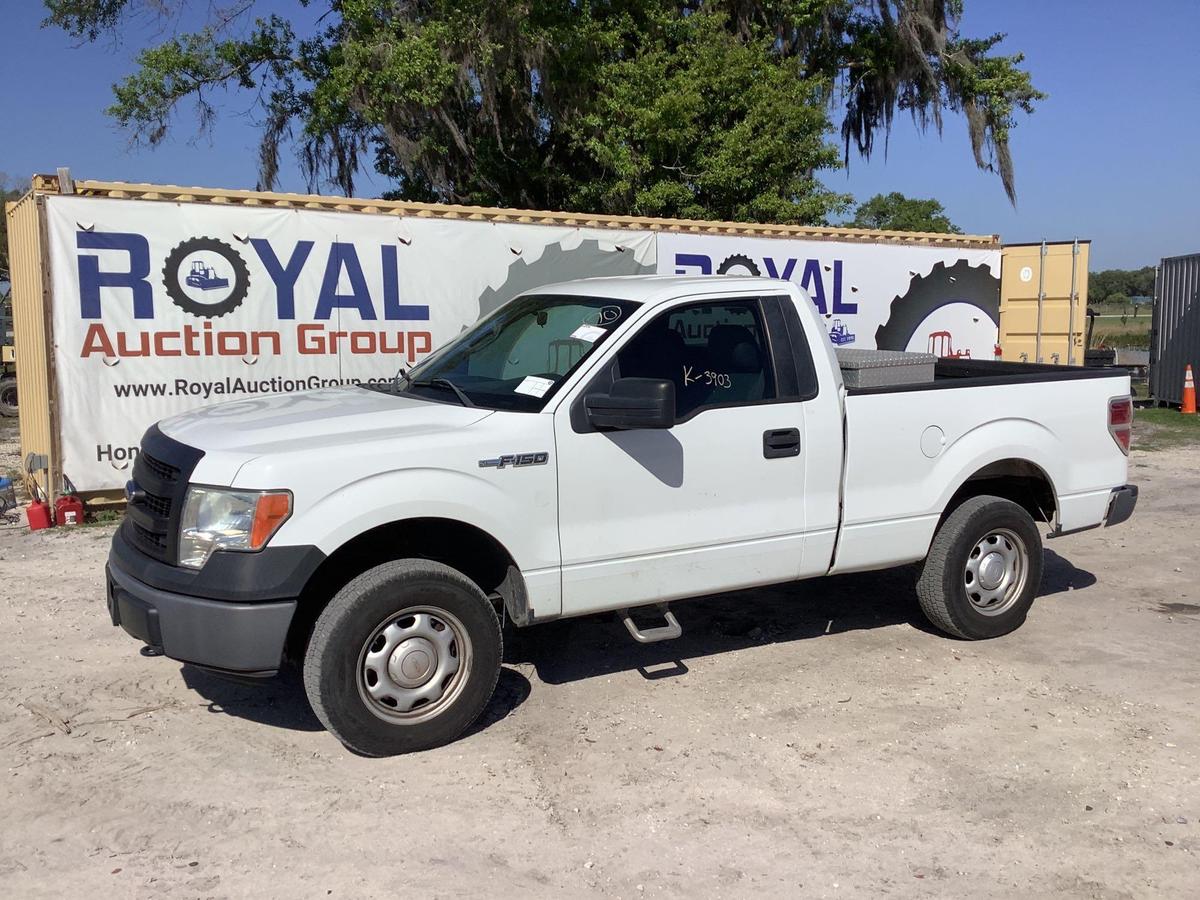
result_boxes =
[289,468,547,568]
[937,455,1059,524]
[929,419,1066,529]
[276,467,558,620]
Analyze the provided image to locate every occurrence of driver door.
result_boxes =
[553,295,811,618]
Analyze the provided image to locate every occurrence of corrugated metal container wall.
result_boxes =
[4,192,59,500]
[1150,253,1200,405]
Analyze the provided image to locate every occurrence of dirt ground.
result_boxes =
[0,417,21,486]
[1,424,1196,899]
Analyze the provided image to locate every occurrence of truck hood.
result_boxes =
[158,387,493,458]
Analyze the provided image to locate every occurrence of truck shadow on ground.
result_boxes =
[177,549,1092,735]
[510,548,1095,686]
[180,663,532,736]
[182,665,324,732]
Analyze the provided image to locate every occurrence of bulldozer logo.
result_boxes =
[186,261,229,291]
[828,318,856,345]
[162,237,251,318]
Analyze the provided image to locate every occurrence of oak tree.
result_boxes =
[44,0,1043,223]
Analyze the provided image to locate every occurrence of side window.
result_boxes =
[616,299,776,419]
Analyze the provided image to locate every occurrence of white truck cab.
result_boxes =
[107,276,1137,755]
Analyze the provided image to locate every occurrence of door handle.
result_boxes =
[763,428,801,459]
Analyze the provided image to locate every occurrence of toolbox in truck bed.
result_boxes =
[836,349,937,389]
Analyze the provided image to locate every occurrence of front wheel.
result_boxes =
[917,495,1044,640]
[303,559,502,756]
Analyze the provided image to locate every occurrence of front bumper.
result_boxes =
[107,562,296,676]
[105,526,322,676]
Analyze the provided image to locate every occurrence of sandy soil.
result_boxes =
[1,436,1196,898]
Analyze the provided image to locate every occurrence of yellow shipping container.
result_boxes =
[999,241,1089,366]
[4,184,60,503]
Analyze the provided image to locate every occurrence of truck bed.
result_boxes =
[844,357,1128,395]
[832,362,1131,575]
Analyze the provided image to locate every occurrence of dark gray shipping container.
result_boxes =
[1150,253,1200,405]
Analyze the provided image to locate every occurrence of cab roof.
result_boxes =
[523,274,796,307]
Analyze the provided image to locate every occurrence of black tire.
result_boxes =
[917,495,1044,640]
[0,376,15,417]
[161,237,250,318]
[303,559,502,756]
[874,260,999,352]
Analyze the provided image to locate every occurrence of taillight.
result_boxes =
[1108,396,1132,454]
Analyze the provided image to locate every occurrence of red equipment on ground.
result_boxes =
[26,499,53,530]
[55,494,85,525]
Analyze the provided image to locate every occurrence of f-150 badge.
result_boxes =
[479,452,549,469]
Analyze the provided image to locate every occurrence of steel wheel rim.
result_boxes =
[356,606,472,724]
[963,527,1028,616]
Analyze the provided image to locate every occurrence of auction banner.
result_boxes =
[657,233,1001,359]
[46,195,655,490]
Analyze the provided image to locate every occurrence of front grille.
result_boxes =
[141,492,172,518]
[131,520,169,553]
[140,452,180,483]
[124,426,205,565]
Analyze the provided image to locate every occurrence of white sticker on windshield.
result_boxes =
[514,376,555,398]
[570,324,607,343]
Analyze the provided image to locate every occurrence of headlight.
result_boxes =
[178,486,292,569]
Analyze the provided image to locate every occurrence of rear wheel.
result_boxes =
[917,495,1043,639]
[0,377,16,417]
[303,559,502,756]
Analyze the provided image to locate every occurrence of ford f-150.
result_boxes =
[106,276,1137,755]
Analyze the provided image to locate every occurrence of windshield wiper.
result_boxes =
[411,377,476,408]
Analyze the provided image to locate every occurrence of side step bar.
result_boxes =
[619,604,682,644]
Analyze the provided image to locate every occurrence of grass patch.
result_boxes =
[1089,317,1151,351]
[85,508,124,527]
[1134,407,1200,451]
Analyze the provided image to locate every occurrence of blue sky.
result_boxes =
[3,1,1197,270]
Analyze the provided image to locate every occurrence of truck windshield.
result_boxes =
[400,294,639,412]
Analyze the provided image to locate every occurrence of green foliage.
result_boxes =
[570,7,847,221]
[937,33,1042,203]
[107,16,297,144]
[42,0,127,41]
[849,192,962,233]
[43,1,1043,222]
[1088,266,1157,307]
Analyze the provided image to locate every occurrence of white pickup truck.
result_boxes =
[107,276,1137,756]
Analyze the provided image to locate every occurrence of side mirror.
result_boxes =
[585,378,676,430]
